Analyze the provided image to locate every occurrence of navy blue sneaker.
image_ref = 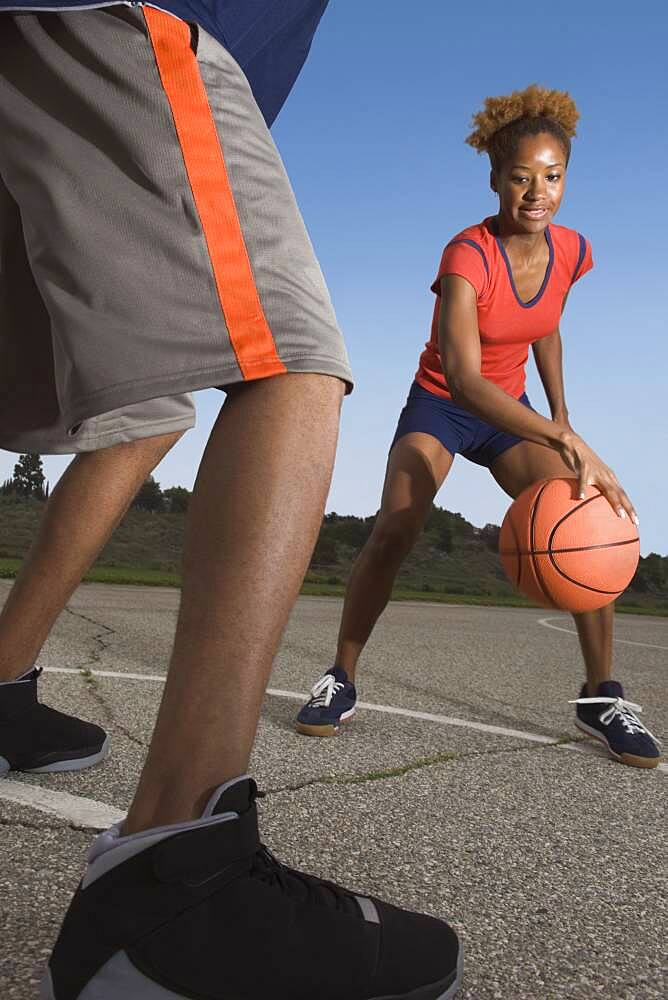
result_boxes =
[571,681,661,769]
[41,776,463,1000]
[296,666,357,737]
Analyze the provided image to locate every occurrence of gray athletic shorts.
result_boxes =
[0,7,352,455]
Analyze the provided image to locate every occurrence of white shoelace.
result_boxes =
[569,695,660,743]
[308,674,344,709]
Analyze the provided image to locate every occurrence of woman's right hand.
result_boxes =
[556,429,638,525]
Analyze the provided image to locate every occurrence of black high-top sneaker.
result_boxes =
[42,776,463,1000]
[0,667,108,776]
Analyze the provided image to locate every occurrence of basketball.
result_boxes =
[499,478,640,612]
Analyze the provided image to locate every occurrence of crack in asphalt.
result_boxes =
[260,736,588,796]
[63,607,146,749]
[0,815,85,835]
[50,606,592,794]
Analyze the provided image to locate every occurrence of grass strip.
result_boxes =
[0,559,665,616]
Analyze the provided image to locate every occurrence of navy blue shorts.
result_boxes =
[391,382,533,468]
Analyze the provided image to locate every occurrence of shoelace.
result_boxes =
[570,695,660,743]
[250,845,359,915]
[308,673,344,709]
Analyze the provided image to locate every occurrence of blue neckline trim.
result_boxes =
[492,217,554,309]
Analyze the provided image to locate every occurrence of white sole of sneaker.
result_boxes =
[574,721,660,769]
[41,943,464,999]
[0,736,110,777]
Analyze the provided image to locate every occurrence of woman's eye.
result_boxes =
[512,176,529,184]
[547,174,562,182]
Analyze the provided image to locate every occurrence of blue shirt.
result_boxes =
[0,0,329,126]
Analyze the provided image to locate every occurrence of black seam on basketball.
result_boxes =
[499,538,639,557]
[529,481,553,605]
[506,515,523,587]
[547,492,603,553]
[547,550,622,594]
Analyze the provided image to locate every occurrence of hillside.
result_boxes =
[0,496,666,613]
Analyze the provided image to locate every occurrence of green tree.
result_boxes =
[311,536,339,566]
[437,524,454,554]
[163,486,191,514]
[480,523,501,551]
[132,475,164,513]
[333,515,375,550]
[644,554,667,590]
[632,553,668,595]
[426,505,475,540]
[11,453,46,499]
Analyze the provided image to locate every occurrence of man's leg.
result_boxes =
[0,431,183,681]
[0,430,184,778]
[45,374,462,1000]
[125,374,344,831]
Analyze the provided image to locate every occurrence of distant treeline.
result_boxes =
[1,454,666,604]
[0,454,188,514]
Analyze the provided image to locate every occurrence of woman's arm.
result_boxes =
[438,274,566,447]
[531,328,569,426]
[438,274,637,520]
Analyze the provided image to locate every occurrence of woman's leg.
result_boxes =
[490,441,612,694]
[335,433,454,681]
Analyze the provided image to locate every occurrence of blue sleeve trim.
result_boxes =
[447,239,490,277]
[572,233,587,283]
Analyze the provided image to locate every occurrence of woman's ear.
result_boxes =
[489,169,498,194]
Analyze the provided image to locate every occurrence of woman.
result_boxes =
[296,85,660,769]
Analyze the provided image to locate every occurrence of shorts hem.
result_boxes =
[390,427,457,461]
[0,413,197,457]
[66,412,197,455]
[470,436,524,468]
[60,355,354,429]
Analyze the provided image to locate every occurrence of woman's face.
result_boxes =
[491,133,567,234]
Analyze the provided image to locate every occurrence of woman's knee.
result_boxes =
[366,511,424,564]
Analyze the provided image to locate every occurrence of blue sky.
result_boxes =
[2,1,666,554]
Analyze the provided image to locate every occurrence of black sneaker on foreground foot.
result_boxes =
[0,667,108,776]
[42,776,463,1000]
[571,681,661,769]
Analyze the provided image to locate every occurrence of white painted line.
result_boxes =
[46,668,667,763]
[539,616,668,651]
[43,667,576,745]
[2,664,665,830]
[47,666,168,683]
[269,687,558,744]
[0,779,124,830]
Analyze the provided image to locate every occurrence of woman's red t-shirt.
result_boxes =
[416,216,593,399]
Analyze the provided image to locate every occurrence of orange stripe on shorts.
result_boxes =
[144,9,287,380]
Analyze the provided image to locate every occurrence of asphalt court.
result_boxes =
[1,581,666,999]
